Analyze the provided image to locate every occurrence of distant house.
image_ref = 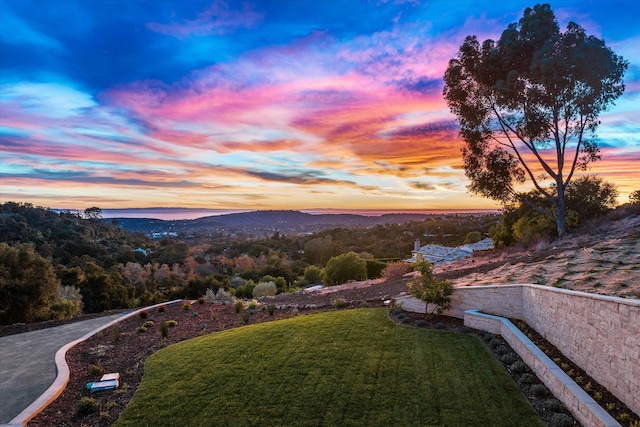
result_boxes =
[407,238,493,265]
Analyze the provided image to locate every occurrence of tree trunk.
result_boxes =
[556,184,567,239]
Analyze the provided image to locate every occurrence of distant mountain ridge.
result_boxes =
[109,209,445,234]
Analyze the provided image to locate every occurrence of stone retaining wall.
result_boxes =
[521,287,640,417]
[397,284,640,418]
[464,309,620,427]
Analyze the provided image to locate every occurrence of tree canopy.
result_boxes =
[443,3,628,237]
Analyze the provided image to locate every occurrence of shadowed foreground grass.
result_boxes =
[114,308,543,427]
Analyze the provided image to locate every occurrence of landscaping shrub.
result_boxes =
[75,397,99,417]
[267,304,275,316]
[139,310,149,319]
[241,311,250,324]
[234,299,244,313]
[495,345,509,355]
[252,282,277,298]
[530,384,548,397]
[482,333,495,343]
[435,322,445,330]
[167,320,178,327]
[365,259,387,279]
[157,305,166,313]
[381,261,411,279]
[544,399,562,412]
[90,364,104,376]
[143,321,154,328]
[489,338,502,349]
[550,413,573,427]
[510,360,528,374]
[332,298,345,309]
[137,326,147,333]
[519,373,535,385]
[415,320,427,327]
[197,297,205,305]
[500,354,517,364]
[182,303,191,311]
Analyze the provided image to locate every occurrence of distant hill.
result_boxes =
[110,210,439,235]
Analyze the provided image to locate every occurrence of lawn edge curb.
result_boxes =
[6,300,184,427]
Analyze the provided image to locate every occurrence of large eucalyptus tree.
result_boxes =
[443,4,628,237]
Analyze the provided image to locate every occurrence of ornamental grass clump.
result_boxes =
[234,299,244,314]
[160,321,169,340]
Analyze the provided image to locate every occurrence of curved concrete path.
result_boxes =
[0,314,125,425]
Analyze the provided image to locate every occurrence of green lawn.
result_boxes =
[115,308,543,427]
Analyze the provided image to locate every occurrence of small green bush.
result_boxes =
[90,364,104,376]
[234,299,244,313]
[167,320,178,327]
[415,320,427,327]
[519,373,535,384]
[435,322,445,330]
[495,345,509,355]
[500,354,517,364]
[530,384,548,397]
[182,303,191,311]
[139,310,149,319]
[488,338,502,349]
[143,320,154,328]
[461,326,472,333]
[550,413,573,427]
[544,399,562,412]
[157,305,166,313]
[75,397,100,417]
[510,360,527,374]
[267,304,275,316]
[137,326,147,333]
[241,311,250,324]
[482,333,495,343]
[253,282,277,298]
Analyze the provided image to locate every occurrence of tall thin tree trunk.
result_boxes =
[556,183,567,238]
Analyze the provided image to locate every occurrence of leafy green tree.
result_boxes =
[407,260,453,317]
[303,265,323,284]
[443,4,628,238]
[321,252,367,286]
[0,243,60,323]
[565,175,618,220]
[304,236,336,266]
[630,190,640,205]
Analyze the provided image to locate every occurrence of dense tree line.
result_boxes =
[1,202,501,324]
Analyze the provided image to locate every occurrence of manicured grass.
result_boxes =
[115,308,543,427]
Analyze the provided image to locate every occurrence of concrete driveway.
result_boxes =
[0,314,125,424]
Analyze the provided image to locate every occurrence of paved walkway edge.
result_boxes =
[7,300,184,427]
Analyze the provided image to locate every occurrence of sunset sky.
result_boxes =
[1,0,638,213]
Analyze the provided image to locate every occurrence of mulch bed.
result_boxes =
[27,300,379,427]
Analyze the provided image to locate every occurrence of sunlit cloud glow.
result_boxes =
[1,0,638,210]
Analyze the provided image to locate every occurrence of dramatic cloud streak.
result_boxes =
[1,0,638,211]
